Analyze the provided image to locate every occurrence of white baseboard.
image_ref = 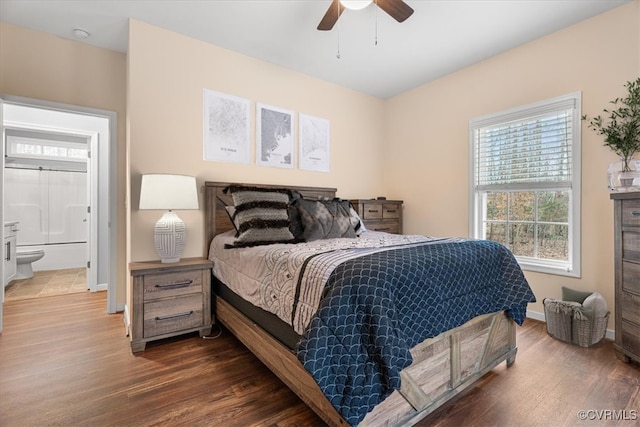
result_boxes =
[526,310,615,341]
[123,304,130,337]
[96,283,108,292]
[526,309,545,322]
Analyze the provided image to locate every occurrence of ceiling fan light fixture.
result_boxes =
[72,28,90,39]
[340,0,372,10]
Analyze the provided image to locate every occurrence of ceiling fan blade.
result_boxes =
[318,0,345,31]
[376,0,414,23]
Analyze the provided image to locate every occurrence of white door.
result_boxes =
[1,97,5,333]
[87,132,98,292]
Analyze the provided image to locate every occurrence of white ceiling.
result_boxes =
[0,0,630,99]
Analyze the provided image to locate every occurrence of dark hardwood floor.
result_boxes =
[1,291,638,426]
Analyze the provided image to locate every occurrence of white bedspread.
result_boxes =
[210,230,451,334]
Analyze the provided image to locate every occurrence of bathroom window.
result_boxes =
[6,135,87,163]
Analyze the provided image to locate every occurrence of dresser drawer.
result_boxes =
[622,199,640,226]
[144,294,203,338]
[622,231,640,262]
[364,220,400,234]
[622,261,640,295]
[383,204,400,219]
[350,199,403,235]
[143,269,203,301]
[362,203,383,219]
[621,319,640,358]
[621,292,640,326]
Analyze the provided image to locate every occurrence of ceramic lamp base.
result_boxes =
[154,211,186,263]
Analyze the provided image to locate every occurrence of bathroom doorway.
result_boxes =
[4,127,94,300]
[1,96,116,325]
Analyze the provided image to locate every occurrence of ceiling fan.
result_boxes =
[317,0,414,31]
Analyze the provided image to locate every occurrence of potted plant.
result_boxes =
[583,77,640,189]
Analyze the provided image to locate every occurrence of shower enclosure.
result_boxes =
[4,132,88,272]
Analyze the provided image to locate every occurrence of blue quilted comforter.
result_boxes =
[295,239,535,426]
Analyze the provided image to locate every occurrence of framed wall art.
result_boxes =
[203,89,251,164]
[299,113,330,172]
[256,103,294,168]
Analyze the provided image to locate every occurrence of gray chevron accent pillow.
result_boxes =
[224,185,297,248]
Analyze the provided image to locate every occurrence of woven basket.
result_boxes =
[543,298,609,348]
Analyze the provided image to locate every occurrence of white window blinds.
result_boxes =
[472,97,576,191]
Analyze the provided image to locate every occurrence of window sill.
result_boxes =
[518,258,580,278]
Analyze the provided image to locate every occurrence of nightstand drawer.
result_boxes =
[362,203,383,219]
[143,269,203,301]
[144,294,203,338]
[622,199,640,226]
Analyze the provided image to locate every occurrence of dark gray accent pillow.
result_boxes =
[294,198,357,242]
[224,185,296,248]
[288,190,304,240]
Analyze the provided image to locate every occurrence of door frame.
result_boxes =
[1,94,117,315]
[3,124,99,292]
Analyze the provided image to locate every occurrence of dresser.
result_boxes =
[611,192,640,363]
[129,257,213,352]
[350,199,403,234]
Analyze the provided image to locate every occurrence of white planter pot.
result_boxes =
[608,158,640,190]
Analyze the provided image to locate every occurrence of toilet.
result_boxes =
[15,248,45,280]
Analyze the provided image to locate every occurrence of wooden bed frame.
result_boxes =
[204,181,517,426]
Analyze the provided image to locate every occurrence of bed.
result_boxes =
[204,181,535,426]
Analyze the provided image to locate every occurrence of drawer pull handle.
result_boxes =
[386,210,397,213]
[156,311,194,321]
[155,280,193,289]
[368,210,379,213]
[632,211,640,216]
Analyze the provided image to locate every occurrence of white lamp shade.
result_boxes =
[139,174,198,263]
[139,174,199,210]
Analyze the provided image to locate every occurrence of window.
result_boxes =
[6,135,88,163]
[470,93,581,277]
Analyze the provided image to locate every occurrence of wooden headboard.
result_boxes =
[203,181,337,253]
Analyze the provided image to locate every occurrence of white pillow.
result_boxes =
[349,206,367,235]
[225,205,240,231]
[582,292,608,318]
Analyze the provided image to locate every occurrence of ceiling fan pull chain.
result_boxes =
[375,0,378,46]
[336,24,341,58]
[336,0,341,58]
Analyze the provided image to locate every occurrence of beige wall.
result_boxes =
[127,20,385,265]
[383,2,640,321]
[0,22,128,305]
[2,1,638,331]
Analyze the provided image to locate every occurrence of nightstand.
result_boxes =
[129,257,213,352]
[350,199,403,234]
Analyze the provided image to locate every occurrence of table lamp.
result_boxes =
[139,174,199,263]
